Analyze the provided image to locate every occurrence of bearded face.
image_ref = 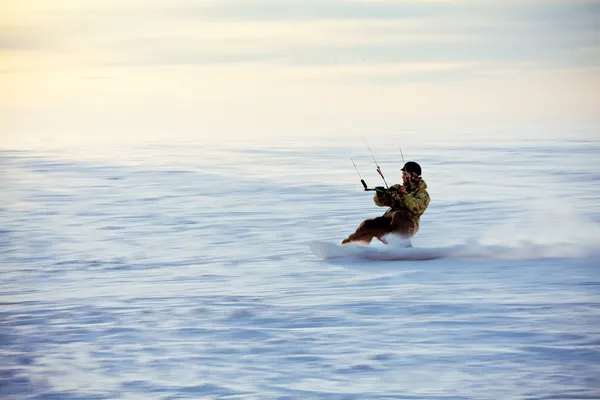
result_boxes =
[402,170,419,185]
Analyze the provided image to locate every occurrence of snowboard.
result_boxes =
[309,241,449,261]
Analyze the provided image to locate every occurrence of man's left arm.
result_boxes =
[390,189,429,216]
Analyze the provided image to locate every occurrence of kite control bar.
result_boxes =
[351,157,388,191]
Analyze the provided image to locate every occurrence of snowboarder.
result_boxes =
[342,161,430,245]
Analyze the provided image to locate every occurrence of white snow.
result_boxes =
[1,135,599,399]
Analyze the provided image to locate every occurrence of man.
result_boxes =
[341,161,430,245]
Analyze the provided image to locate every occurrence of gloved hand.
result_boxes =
[375,186,387,194]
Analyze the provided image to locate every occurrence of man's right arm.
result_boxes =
[373,186,398,207]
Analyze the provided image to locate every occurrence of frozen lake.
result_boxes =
[1,135,599,399]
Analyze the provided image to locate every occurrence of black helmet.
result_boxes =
[401,161,422,176]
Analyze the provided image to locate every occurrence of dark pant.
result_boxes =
[342,210,416,244]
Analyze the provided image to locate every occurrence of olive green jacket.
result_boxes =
[373,178,430,235]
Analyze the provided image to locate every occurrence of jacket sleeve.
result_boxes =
[389,188,430,216]
[373,184,401,207]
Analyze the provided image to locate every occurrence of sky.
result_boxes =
[1,0,599,148]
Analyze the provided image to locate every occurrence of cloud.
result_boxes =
[0,27,36,51]
[9,0,592,79]
[197,0,449,20]
[1,0,598,140]
[194,0,600,25]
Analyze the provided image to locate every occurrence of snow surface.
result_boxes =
[1,136,600,399]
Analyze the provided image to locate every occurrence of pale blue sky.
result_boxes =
[1,0,598,147]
